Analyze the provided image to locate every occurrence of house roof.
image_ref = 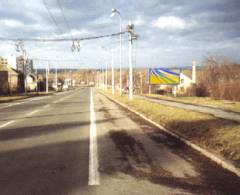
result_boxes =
[0,60,19,75]
[181,69,192,79]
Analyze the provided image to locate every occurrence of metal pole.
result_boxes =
[9,72,12,95]
[100,68,102,88]
[101,67,104,88]
[35,63,38,93]
[105,63,108,89]
[129,32,133,100]
[97,71,99,88]
[111,48,115,94]
[23,50,27,94]
[111,9,122,95]
[70,71,72,88]
[55,63,58,91]
[119,16,122,95]
[46,61,49,93]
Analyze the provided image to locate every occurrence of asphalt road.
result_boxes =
[0,88,239,195]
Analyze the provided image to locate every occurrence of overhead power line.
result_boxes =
[0,31,126,42]
[42,0,63,34]
[33,58,83,62]
[57,0,71,30]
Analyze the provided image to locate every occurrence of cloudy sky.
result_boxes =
[0,0,240,69]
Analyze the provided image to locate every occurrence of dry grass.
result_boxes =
[145,94,240,113]
[101,90,240,167]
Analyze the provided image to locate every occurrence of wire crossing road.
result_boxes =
[0,88,239,195]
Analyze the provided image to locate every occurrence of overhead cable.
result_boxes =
[0,31,126,42]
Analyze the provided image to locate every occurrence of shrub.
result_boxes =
[199,55,240,101]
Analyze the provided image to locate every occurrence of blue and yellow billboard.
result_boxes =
[149,68,180,85]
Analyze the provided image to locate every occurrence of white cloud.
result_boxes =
[153,16,188,30]
[0,19,24,28]
[134,16,145,26]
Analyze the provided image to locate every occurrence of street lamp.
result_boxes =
[111,8,122,95]
[111,48,115,94]
[127,22,138,100]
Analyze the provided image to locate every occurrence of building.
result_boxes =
[0,57,24,94]
[62,78,75,90]
[159,61,198,96]
[26,74,37,91]
[176,61,197,95]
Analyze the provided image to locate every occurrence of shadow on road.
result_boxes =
[0,117,122,142]
[101,129,240,195]
[0,140,90,195]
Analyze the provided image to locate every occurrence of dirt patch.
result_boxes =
[98,106,112,119]
[109,130,151,165]
[108,130,172,178]
[107,130,214,194]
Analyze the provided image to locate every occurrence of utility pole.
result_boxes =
[129,34,133,100]
[23,50,27,94]
[35,64,38,93]
[101,67,104,88]
[105,63,108,89]
[127,21,138,100]
[119,20,122,95]
[111,8,122,95]
[111,48,115,94]
[46,61,49,93]
[140,72,143,94]
[96,70,99,88]
[101,46,109,90]
[55,63,58,91]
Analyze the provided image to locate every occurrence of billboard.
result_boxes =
[149,68,180,85]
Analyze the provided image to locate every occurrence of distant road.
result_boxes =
[136,95,240,123]
[0,88,239,194]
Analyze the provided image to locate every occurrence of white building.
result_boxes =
[26,74,37,91]
[159,61,197,96]
[176,61,197,94]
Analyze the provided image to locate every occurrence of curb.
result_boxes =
[100,92,240,177]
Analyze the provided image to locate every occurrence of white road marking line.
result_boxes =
[0,120,15,129]
[88,88,100,186]
[1,102,22,109]
[52,93,76,104]
[32,97,46,101]
[43,104,50,108]
[0,95,52,110]
[26,110,39,116]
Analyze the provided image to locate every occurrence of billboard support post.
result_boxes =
[148,84,151,95]
[172,85,177,97]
